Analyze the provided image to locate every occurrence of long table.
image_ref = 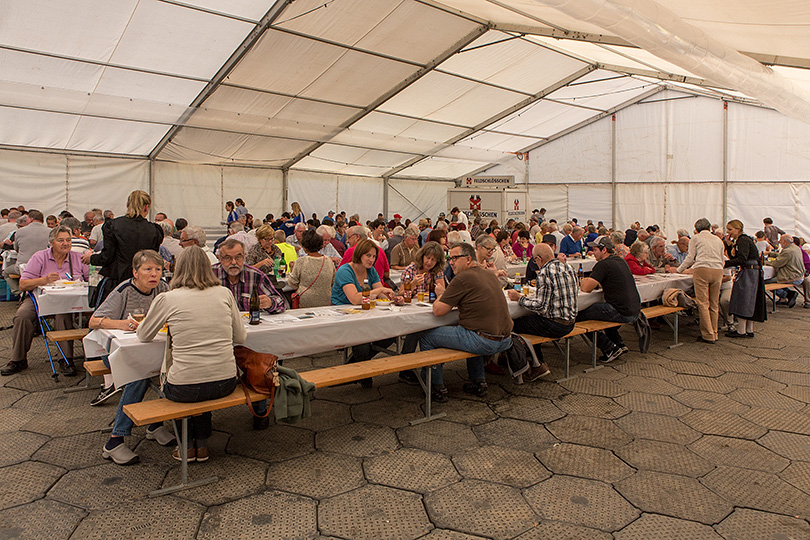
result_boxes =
[506,257,597,278]
[83,273,693,388]
[33,283,90,316]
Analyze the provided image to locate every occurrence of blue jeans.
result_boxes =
[163,377,238,443]
[419,326,512,385]
[101,355,162,437]
[512,315,574,362]
[764,277,803,299]
[577,303,638,354]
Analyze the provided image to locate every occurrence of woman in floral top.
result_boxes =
[401,241,446,294]
[246,224,281,275]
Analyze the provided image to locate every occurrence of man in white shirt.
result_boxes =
[88,214,105,248]
[450,207,468,227]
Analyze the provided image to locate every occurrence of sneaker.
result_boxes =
[526,363,551,382]
[600,347,626,364]
[90,384,122,406]
[195,447,209,462]
[172,446,196,462]
[398,370,420,386]
[430,385,449,403]
[59,360,77,377]
[0,361,27,376]
[146,425,176,446]
[102,440,139,466]
[787,291,798,308]
[619,345,630,355]
[462,381,488,397]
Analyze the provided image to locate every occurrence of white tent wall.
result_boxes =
[527,184,567,222]
[0,149,70,215]
[529,117,612,184]
[727,183,797,239]
[222,166,283,223]
[153,162,222,227]
[287,170,385,224]
[67,156,148,216]
[389,179,455,223]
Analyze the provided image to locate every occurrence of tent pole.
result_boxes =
[383,177,389,220]
[611,113,617,229]
[282,169,289,214]
[148,159,155,221]
[722,101,728,227]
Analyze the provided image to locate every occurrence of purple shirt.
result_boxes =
[21,248,89,282]
[211,263,285,313]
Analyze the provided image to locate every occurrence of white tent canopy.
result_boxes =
[1,0,808,238]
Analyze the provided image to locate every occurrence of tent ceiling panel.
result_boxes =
[181,0,273,21]
[275,0,480,64]
[528,116,612,184]
[525,36,654,73]
[342,112,468,143]
[437,31,589,94]
[228,135,315,163]
[433,143,512,162]
[158,128,251,163]
[292,158,397,178]
[377,71,526,127]
[393,156,484,179]
[65,116,170,155]
[450,131,540,153]
[546,71,659,112]
[310,144,415,168]
[487,99,599,139]
[0,49,103,94]
[0,107,79,150]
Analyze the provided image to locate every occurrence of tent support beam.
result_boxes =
[148,0,294,160]
[611,113,617,229]
[282,169,289,213]
[722,101,728,227]
[383,177,389,219]
[148,159,155,221]
[280,24,491,170]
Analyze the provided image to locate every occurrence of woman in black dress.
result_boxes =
[724,219,766,337]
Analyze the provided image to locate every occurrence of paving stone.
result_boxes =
[714,507,810,540]
[472,418,558,453]
[553,393,629,419]
[536,442,634,482]
[668,374,734,394]
[397,420,479,455]
[708,358,771,375]
[46,461,169,511]
[0,407,36,433]
[0,499,85,540]
[0,461,64,510]
[747,346,809,361]
[267,451,364,498]
[662,360,724,377]
[614,363,675,379]
[614,411,701,444]
[12,387,106,412]
[679,409,767,440]
[0,430,48,467]
[423,397,497,426]
[558,377,627,397]
[490,395,565,423]
[742,406,810,435]
[292,398,352,431]
[0,386,26,408]
[453,445,549,487]
[688,435,789,473]
[701,466,810,518]
[728,387,804,411]
[780,385,810,404]
[523,475,639,532]
[615,439,713,478]
[765,370,810,386]
[672,390,750,414]
[757,430,810,462]
[615,513,724,539]
[546,415,632,449]
[199,490,317,540]
[503,379,570,400]
[779,461,810,497]
[426,479,537,540]
[513,520,612,540]
[31,431,116,470]
[613,375,682,395]
[579,366,627,380]
[72,496,204,540]
[315,384,382,405]
[616,471,733,525]
[364,447,459,494]
[754,358,810,373]
[163,454,267,506]
[228,423,314,462]
[351,398,424,428]
[2,369,87,393]
[316,422,398,457]
[716,372,786,391]
[19,405,113,437]
[321,484,431,540]
[419,530,489,540]
[614,392,692,417]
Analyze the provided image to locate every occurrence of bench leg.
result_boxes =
[149,418,218,497]
[669,312,683,348]
[409,367,446,426]
[63,369,101,394]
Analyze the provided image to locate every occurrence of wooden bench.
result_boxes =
[64,357,110,394]
[46,328,90,342]
[764,282,795,312]
[642,305,687,348]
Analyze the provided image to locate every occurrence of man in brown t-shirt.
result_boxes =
[419,242,513,400]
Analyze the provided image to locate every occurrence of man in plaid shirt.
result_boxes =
[508,243,578,377]
[212,238,286,314]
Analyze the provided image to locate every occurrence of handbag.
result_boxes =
[291,256,326,309]
[234,346,278,418]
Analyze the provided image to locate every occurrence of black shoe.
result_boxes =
[430,385,449,403]
[90,384,122,406]
[398,370,420,386]
[0,361,27,376]
[745,332,755,338]
[725,331,747,338]
[787,292,798,308]
[59,360,77,377]
[462,381,488,397]
[697,337,716,344]
[253,415,270,430]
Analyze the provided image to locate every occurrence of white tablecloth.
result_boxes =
[506,257,597,278]
[33,284,91,316]
[83,273,694,387]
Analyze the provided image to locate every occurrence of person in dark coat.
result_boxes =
[724,219,766,338]
[82,190,163,305]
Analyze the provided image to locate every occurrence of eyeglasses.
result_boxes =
[448,255,469,261]
[220,254,244,263]
[481,246,496,253]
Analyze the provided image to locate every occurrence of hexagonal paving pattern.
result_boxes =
[472,418,558,453]
[351,398,423,428]
[552,393,629,419]
[546,415,632,449]
[669,374,733,394]
[46,462,169,511]
[613,375,682,395]
[780,385,810,404]
[714,508,810,540]
[292,398,353,431]
[513,521,612,539]
[198,490,317,540]
[267,451,364,499]
[164,455,267,506]
[0,430,48,467]
[613,411,700,445]
[419,530,490,540]
[316,422,399,457]
[742,406,810,435]
[558,377,627,398]
[536,442,634,483]
[765,370,810,386]
[31,431,117,470]
[426,479,537,540]
[490,396,565,423]
[688,435,790,473]
[228,424,314,462]
[615,439,713,478]
[320,484,431,540]
[523,475,639,532]
[452,445,549,488]
[614,513,723,539]
[679,409,768,440]
[0,461,64,510]
[71,496,204,540]
[779,461,810,496]
[701,465,810,517]
[364,447,459,494]
[661,360,724,377]
[616,471,733,524]
[757,430,810,462]
[718,371,787,390]
[672,390,750,414]
[397,419,479,455]
[728,387,804,411]
[0,499,85,539]
[614,392,691,417]
[424,398,497,426]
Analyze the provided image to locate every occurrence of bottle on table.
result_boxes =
[428,279,436,303]
[249,283,261,325]
[279,255,287,277]
[577,267,583,285]
[361,279,371,310]
[403,279,412,303]
[273,256,280,279]
[169,255,176,274]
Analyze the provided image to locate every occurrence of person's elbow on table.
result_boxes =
[432,299,452,317]
[580,277,599,293]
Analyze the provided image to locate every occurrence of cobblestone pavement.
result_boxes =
[0,299,808,539]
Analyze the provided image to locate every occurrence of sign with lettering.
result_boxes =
[462,176,515,188]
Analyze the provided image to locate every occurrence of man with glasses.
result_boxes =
[507,243,578,378]
[212,238,285,429]
[419,242,513,401]
[179,226,217,264]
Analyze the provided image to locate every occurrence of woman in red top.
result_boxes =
[625,241,655,275]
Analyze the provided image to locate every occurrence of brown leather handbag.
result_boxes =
[234,346,278,418]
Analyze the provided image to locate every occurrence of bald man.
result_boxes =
[507,243,579,378]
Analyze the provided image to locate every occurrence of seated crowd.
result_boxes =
[2,194,809,465]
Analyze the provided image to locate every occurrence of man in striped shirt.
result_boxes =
[508,243,578,377]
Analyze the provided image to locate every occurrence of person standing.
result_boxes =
[723,220,766,338]
[676,218,726,343]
